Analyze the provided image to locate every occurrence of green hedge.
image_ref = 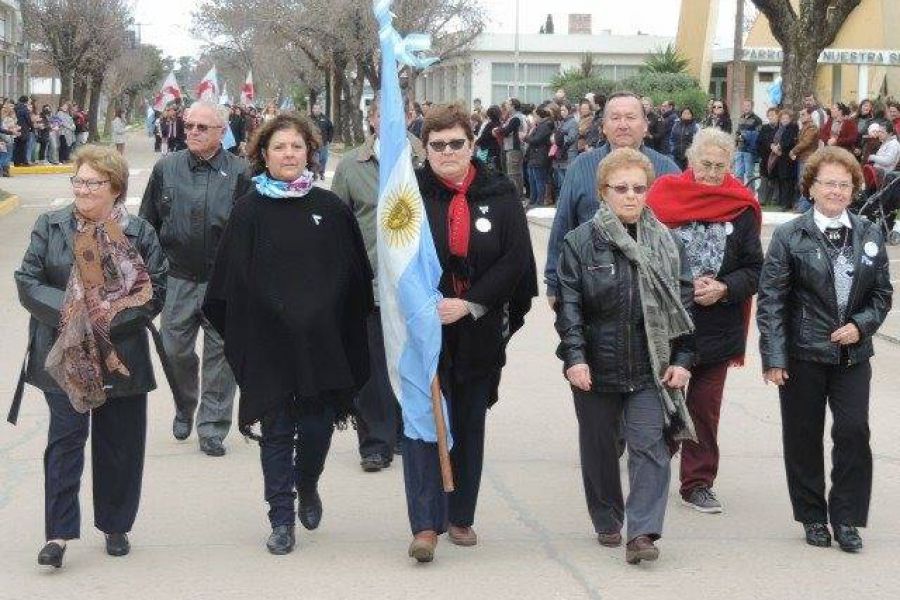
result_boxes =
[550,71,709,118]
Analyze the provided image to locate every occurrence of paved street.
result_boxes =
[0,131,898,599]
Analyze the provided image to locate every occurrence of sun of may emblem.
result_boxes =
[382,183,422,247]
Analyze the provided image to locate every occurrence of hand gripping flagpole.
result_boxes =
[373,0,453,492]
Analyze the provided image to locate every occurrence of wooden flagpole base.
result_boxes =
[431,376,455,492]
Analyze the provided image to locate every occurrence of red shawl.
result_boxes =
[439,165,477,297]
[646,169,762,367]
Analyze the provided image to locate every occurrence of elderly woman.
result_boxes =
[647,128,762,514]
[757,147,892,553]
[405,103,537,562]
[555,147,695,565]
[203,113,373,555]
[769,109,800,210]
[13,145,167,567]
[820,103,858,154]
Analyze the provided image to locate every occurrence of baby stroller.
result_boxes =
[852,165,900,245]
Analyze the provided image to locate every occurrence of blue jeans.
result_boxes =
[527,165,548,206]
[316,144,329,176]
[734,151,756,184]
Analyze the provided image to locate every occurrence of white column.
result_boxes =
[858,64,870,100]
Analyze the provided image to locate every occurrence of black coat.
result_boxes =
[524,119,554,169]
[688,209,763,365]
[756,123,778,178]
[555,220,695,392]
[772,122,799,180]
[416,161,537,387]
[757,210,893,369]
[203,187,373,427]
[15,205,168,397]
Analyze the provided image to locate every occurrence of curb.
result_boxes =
[10,164,74,176]
[0,194,21,218]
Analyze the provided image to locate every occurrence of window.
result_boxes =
[490,62,561,105]
[596,64,640,81]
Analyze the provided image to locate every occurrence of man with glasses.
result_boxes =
[331,94,426,473]
[139,100,251,457]
[545,91,681,309]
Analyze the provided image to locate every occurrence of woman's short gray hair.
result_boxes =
[685,127,735,165]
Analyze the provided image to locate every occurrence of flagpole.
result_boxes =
[431,375,454,492]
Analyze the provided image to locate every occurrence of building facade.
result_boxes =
[414,22,673,108]
[0,0,27,99]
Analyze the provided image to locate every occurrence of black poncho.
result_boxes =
[203,187,373,428]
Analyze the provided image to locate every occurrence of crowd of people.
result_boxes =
[0,96,89,174]
[460,89,900,217]
[10,86,892,572]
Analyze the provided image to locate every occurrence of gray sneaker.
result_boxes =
[681,486,723,514]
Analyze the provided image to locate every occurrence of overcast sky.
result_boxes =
[135,0,741,60]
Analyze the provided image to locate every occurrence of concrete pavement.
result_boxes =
[0,131,898,599]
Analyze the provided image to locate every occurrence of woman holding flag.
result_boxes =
[404,104,537,561]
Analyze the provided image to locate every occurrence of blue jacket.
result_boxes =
[544,143,680,297]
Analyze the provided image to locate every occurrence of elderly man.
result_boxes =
[867,122,900,172]
[331,95,426,473]
[545,91,681,307]
[139,100,251,457]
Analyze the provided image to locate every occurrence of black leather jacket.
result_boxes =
[140,148,251,281]
[757,210,892,369]
[555,219,695,393]
[15,206,168,397]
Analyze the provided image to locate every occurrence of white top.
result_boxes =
[813,207,852,233]
[870,135,900,171]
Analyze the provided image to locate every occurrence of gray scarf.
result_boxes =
[592,201,697,442]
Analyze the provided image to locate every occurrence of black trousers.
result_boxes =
[43,392,147,540]
[401,375,491,534]
[259,398,335,527]
[776,177,797,210]
[355,311,402,459]
[779,359,872,527]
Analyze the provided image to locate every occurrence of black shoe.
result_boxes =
[803,522,832,547]
[266,525,296,555]
[833,524,863,553]
[199,437,226,457]
[105,533,130,557]
[37,542,65,568]
[360,453,390,472]
[298,489,323,531]
[173,416,193,441]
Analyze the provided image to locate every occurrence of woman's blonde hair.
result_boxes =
[597,147,655,194]
[685,126,735,165]
[73,144,129,201]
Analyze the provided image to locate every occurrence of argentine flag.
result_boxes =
[373,0,448,444]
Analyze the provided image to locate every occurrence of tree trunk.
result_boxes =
[349,71,365,144]
[88,74,104,142]
[781,41,820,111]
[59,69,73,104]
[74,75,89,110]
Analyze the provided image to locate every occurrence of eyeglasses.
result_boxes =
[184,122,222,133]
[698,160,728,172]
[428,139,468,153]
[605,183,648,196]
[70,177,110,191]
[815,178,854,192]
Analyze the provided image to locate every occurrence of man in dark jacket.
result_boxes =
[14,95,32,166]
[310,104,334,180]
[735,100,762,184]
[545,92,681,308]
[139,100,252,456]
[658,100,678,155]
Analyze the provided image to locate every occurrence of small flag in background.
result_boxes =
[196,66,219,101]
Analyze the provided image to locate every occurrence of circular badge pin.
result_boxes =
[724,222,734,236]
[864,241,878,257]
[476,218,492,233]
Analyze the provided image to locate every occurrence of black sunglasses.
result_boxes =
[428,139,468,153]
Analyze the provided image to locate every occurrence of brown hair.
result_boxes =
[421,103,474,146]
[597,147,656,194]
[800,146,863,197]
[73,144,129,201]
[778,108,795,120]
[246,112,322,176]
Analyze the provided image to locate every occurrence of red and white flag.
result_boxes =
[152,71,182,112]
[240,70,255,106]
[195,66,219,101]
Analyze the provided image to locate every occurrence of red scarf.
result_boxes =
[646,169,762,367]
[439,164,477,296]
